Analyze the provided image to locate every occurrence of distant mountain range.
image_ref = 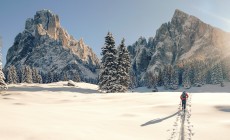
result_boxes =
[4,9,230,88]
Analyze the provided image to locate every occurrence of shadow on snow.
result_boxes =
[140,111,179,127]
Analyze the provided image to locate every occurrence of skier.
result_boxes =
[180,91,189,111]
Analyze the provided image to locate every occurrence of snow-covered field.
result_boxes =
[0,82,230,140]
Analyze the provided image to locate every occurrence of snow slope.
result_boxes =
[0,82,230,140]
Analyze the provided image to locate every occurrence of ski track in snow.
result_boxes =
[168,93,193,140]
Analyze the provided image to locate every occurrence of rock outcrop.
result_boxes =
[5,10,100,83]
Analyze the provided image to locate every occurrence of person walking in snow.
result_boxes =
[180,91,189,110]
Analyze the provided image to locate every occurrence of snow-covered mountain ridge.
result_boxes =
[4,10,100,83]
[128,9,230,87]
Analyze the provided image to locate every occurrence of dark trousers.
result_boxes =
[182,100,186,110]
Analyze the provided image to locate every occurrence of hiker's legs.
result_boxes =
[182,100,186,110]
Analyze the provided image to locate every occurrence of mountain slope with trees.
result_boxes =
[128,9,230,89]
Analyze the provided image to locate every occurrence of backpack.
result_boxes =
[182,92,186,98]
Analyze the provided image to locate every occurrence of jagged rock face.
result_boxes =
[5,10,100,82]
[127,37,153,83]
[129,9,230,86]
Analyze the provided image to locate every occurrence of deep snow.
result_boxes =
[0,82,229,140]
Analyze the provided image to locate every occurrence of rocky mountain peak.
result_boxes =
[5,10,100,83]
[34,9,60,30]
[172,9,189,19]
[128,9,230,87]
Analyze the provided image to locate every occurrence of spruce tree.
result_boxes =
[0,37,8,90]
[211,63,223,84]
[7,65,18,84]
[22,65,33,83]
[98,32,118,93]
[129,70,138,89]
[146,71,157,89]
[32,68,42,83]
[32,68,37,83]
[170,66,179,90]
[157,69,163,87]
[182,65,191,89]
[162,65,169,89]
[193,61,203,87]
[116,39,131,92]
[46,72,53,83]
[162,65,173,89]
[6,67,12,84]
[53,73,60,82]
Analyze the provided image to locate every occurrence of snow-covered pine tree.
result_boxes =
[193,60,203,87]
[37,73,42,83]
[170,66,179,90]
[32,68,42,83]
[221,56,230,81]
[6,68,12,84]
[189,62,196,85]
[211,62,223,84]
[162,65,169,89]
[116,38,131,92]
[46,72,53,83]
[205,59,212,84]
[182,64,191,89]
[200,61,207,85]
[157,69,163,87]
[211,64,218,84]
[52,73,59,82]
[98,32,118,93]
[21,65,33,83]
[0,37,8,90]
[145,70,157,89]
[129,70,138,89]
[17,68,22,83]
[0,68,7,90]
[7,65,18,84]
[162,65,173,89]
[32,68,36,83]
[21,66,26,83]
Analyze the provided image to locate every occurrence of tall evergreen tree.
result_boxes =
[146,71,157,88]
[7,65,18,84]
[129,70,138,89]
[116,39,131,92]
[46,72,53,83]
[0,37,8,90]
[32,68,42,83]
[162,65,173,89]
[157,69,163,87]
[98,32,118,93]
[21,65,33,83]
[193,61,203,87]
[170,66,179,90]
[182,64,191,89]
[53,73,60,82]
[211,63,223,84]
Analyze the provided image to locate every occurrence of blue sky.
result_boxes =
[1,0,230,66]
